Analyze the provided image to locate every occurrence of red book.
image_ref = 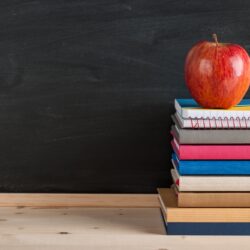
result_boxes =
[171,138,250,160]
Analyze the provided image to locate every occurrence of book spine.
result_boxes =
[167,206,250,222]
[178,193,250,207]
[176,143,250,160]
[172,168,250,191]
[167,222,250,235]
[178,176,250,191]
[177,161,250,175]
[174,128,250,144]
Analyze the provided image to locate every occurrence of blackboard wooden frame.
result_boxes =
[0,193,159,207]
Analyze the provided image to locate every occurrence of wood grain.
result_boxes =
[1,207,250,249]
[0,193,159,207]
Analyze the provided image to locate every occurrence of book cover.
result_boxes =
[166,222,250,235]
[171,117,250,144]
[174,112,250,129]
[175,98,250,119]
[174,187,250,208]
[158,188,250,235]
[171,168,250,191]
[171,138,250,160]
[172,153,250,175]
[158,188,250,222]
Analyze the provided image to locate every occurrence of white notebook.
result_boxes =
[174,112,250,129]
[171,168,250,192]
[175,99,250,119]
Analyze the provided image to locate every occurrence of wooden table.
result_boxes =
[0,207,250,250]
[1,205,250,249]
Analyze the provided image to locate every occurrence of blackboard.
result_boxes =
[1,0,250,193]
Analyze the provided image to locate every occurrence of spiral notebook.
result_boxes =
[171,117,250,143]
[175,99,250,128]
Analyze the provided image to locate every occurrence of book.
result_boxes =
[158,188,250,235]
[171,117,250,144]
[175,98,250,119]
[165,222,250,235]
[172,153,250,175]
[174,112,250,128]
[171,137,250,160]
[173,187,250,208]
[171,168,250,191]
[158,188,250,222]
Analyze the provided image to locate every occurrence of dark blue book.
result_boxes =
[172,153,250,175]
[167,222,250,235]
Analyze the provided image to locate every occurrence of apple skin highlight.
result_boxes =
[184,38,250,109]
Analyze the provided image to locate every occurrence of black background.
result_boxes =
[1,0,250,193]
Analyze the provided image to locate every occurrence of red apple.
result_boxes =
[184,34,250,109]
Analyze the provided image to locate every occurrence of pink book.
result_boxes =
[171,138,250,160]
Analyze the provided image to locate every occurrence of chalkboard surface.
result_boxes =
[1,0,250,193]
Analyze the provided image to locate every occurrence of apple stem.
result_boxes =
[212,33,219,45]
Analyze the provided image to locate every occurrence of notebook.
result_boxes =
[171,122,250,144]
[171,138,250,160]
[172,153,250,175]
[173,186,250,207]
[171,168,250,191]
[174,112,250,128]
[158,188,250,222]
[175,98,250,119]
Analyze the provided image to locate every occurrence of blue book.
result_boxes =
[167,222,250,235]
[172,153,250,175]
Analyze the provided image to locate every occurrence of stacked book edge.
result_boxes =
[158,98,250,235]
[158,188,250,235]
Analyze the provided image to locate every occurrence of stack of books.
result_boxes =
[158,99,250,235]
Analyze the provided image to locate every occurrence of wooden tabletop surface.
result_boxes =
[1,206,250,249]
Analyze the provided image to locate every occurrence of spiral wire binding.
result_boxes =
[189,116,250,129]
